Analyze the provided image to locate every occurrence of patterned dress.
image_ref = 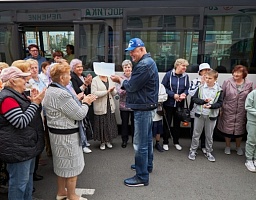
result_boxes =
[93,81,118,143]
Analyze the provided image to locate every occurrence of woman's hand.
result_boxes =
[77,92,84,100]
[82,94,98,105]
[84,74,92,86]
[29,88,46,105]
[179,93,186,101]
[108,86,115,93]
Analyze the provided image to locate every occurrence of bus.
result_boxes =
[0,0,256,125]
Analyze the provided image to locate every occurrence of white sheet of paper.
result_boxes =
[93,62,115,76]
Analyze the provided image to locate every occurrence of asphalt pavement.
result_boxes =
[0,135,255,200]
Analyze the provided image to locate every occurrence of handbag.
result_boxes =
[176,98,191,122]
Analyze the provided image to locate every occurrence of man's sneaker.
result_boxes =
[83,146,92,153]
[245,160,256,172]
[236,147,244,156]
[163,144,169,151]
[174,144,182,151]
[201,148,207,154]
[224,147,231,155]
[188,151,196,161]
[205,152,215,162]
[155,143,164,152]
[106,142,113,149]
[124,176,149,187]
[100,143,105,150]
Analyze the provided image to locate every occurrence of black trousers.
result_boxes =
[120,110,134,142]
[162,106,181,145]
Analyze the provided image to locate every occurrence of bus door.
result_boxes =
[19,24,74,61]
[74,20,110,70]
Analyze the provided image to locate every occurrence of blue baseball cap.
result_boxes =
[125,38,145,51]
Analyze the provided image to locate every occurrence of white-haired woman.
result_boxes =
[161,58,190,151]
[70,59,92,95]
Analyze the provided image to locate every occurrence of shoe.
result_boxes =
[85,142,91,147]
[124,176,149,187]
[236,147,244,156]
[56,195,67,200]
[83,146,92,153]
[163,144,169,151]
[33,173,43,181]
[205,152,215,162]
[201,148,207,154]
[106,142,113,149]
[188,151,196,161]
[130,164,152,173]
[174,144,182,151]
[121,141,127,148]
[100,143,105,150]
[245,160,256,172]
[224,147,231,155]
[254,160,256,166]
[155,143,164,152]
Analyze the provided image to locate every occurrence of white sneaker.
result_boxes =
[83,146,92,153]
[100,143,105,150]
[85,142,91,147]
[224,147,231,155]
[163,144,169,151]
[245,160,256,172]
[106,142,113,149]
[236,147,244,156]
[174,144,182,151]
[205,152,215,162]
[188,151,196,161]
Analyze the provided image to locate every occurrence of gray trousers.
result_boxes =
[245,122,256,160]
[190,114,216,153]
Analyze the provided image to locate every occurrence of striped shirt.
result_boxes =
[0,97,39,129]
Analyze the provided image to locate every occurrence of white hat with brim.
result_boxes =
[0,66,31,83]
[198,63,211,75]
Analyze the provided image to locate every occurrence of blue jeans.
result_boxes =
[133,110,154,182]
[7,158,35,200]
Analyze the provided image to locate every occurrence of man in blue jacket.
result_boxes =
[111,38,159,186]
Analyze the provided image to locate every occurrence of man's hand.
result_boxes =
[110,75,121,84]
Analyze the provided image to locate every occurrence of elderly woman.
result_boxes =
[0,66,45,200]
[70,58,93,153]
[217,65,253,155]
[70,58,92,95]
[91,74,118,150]
[43,62,97,200]
[161,58,190,151]
[116,60,134,148]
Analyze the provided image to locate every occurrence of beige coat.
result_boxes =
[91,76,117,115]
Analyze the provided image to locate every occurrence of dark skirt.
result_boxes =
[93,101,118,143]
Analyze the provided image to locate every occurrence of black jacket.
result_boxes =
[70,72,90,95]
[0,87,44,163]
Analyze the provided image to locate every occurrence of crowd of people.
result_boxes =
[0,39,256,199]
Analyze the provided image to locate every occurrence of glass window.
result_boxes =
[232,15,252,39]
